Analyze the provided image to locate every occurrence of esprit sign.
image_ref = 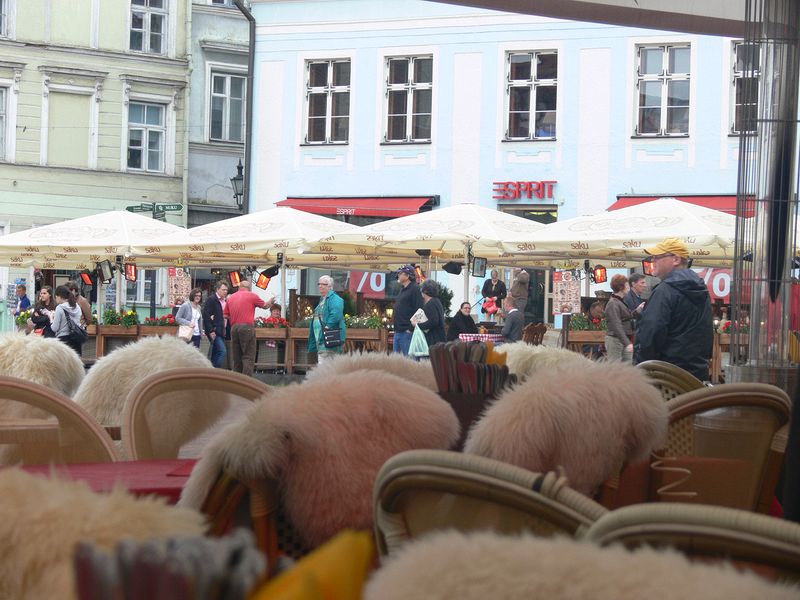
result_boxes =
[492,180,556,201]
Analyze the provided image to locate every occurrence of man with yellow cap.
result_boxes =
[634,238,713,380]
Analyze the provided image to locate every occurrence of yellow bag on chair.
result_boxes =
[251,530,374,600]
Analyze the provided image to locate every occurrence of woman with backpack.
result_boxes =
[50,285,85,355]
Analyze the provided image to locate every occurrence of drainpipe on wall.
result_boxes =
[233,0,254,215]
[182,1,192,229]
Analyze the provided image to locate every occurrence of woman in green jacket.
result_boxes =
[308,275,346,360]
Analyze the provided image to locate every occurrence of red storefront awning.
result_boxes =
[277,196,434,217]
[608,195,738,215]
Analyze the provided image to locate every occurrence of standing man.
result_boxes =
[634,238,713,381]
[624,273,647,313]
[392,264,424,355]
[509,268,530,314]
[13,284,30,317]
[202,280,230,368]
[501,297,524,343]
[224,279,272,376]
[66,281,93,326]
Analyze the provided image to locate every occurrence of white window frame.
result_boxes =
[0,83,13,162]
[730,40,759,135]
[120,80,178,175]
[383,55,433,144]
[209,0,233,5]
[129,0,168,56]
[303,58,351,145]
[125,268,165,306]
[126,100,166,173]
[0,0,16,39]
[205,63,247,143]
[634,43,691,137]
[504,49,558,141]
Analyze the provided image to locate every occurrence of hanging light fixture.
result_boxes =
[230,159,244,208]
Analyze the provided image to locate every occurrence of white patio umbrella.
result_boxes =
[525,198,738,266]
[313,203,547,299]
[0,211,184,270]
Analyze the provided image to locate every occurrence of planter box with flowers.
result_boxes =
[97,309,139,356]
[566,312,607,345]
[254,316,288,369]
[139,314,178,337]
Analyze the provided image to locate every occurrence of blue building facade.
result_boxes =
[248,0,747,318]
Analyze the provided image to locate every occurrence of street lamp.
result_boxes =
[230,159,244,208]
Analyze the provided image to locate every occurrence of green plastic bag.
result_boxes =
[409,325,429,357]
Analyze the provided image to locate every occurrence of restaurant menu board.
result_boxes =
[168,267,191,306]
[553,270,580,315]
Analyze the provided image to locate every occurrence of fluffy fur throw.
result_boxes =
[498,342,591,379]
[180,370,459,548]
[364,530,799,600]
[0,332,84,397]
[464,360,667,495]
[73,336,230,459]
[0,468,205,600]
[304,351,438,391]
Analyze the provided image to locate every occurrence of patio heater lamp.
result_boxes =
[255,265,281,290]
[591,264,607,284]
[641,258,655,276]
[124,263,138,282]
[414,265,426,282]
[228,271,242,287]
[80,270,94,286]
[230,159,244,208]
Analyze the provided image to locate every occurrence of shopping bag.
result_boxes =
[409,325,429,357]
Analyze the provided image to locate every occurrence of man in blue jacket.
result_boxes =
[633,238,713,380]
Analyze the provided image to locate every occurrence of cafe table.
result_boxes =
[22,458,197,505]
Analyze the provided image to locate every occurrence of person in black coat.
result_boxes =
[201,281,230,368]
[417,280,446,347]
[480,270,507,319]
[447,302,479,341]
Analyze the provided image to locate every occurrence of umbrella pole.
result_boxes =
[463,242,471,308]
[97,280,104,324]
[116,271,123,312]
[280,259,287,318]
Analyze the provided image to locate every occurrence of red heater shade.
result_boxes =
[592,265,607,284]
[414,265,426,282]
[642,259,655,276]
[255,273,271,290]
[124,263,138,282]
[229,271,242,287]
[80,271,93,286]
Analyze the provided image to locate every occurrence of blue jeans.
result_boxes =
[209,334,227,368]
[393,330,413,355]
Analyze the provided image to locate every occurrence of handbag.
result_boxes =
[178,324,194,342]
[318,315,343,349]
[65,315,88,345]
[483,297,498,315]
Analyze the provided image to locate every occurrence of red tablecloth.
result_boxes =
[22,459,197,504]
[458,333,505,343]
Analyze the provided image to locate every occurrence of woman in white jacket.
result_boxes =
[175,287,204,348]
[50,285,84,355]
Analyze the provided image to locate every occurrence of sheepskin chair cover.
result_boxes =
[363,530,799,600]
[464,360,667,496]
[0,332,84,398]
[73,335,230,458]
[304,350,438,391]
[498,341,591,380]
[180,370,460,548]
[0,468,205,600]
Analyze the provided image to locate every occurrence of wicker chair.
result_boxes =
[583,503,800,583]
[121,367,268,460]
[522,323,548,346]
[373,449,608,557]
[636,360,705,401]
[0,375,119,465]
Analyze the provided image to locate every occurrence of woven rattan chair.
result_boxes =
[653,383,791,513]
[636,360,705,401]
[0,375,119,464]
[583,503,800,583]
[373,449,608,557]
[121,367,269,460]
[522,323,548,346]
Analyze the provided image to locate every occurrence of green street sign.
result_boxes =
[126,205,152,213]
[153,210,166,221]
[155,203,183,212]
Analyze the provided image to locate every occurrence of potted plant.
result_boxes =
[567,312,607,344]
[97,309,138,356]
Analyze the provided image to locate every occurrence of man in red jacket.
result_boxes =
[224,278,273,376]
